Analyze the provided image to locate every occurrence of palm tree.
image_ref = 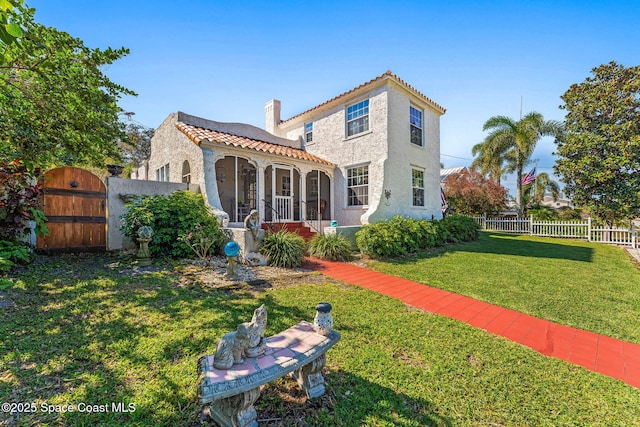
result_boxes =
[471,140,507,185]
[524,172,560,206]
[480,112,561,217]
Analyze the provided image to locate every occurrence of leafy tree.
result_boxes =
[119,123,154,168]
[479,112,561,217]
[0,6,135,169]
[442,168,507,216]
[0,0,23,63]
[555,61,640,226]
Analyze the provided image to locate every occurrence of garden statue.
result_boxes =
[137,226,153,266]
[244,209,261,241]
[245,304,267,358]
[313,302,334,335]
[224,241,240,277]
[212,322,253,370]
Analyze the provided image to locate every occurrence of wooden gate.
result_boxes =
[36,167,106,252]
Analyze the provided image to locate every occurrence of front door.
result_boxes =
[272,166,293,221]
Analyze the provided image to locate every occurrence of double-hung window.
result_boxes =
[410,106,423,146]
[156,163,169,182]
[347,165,369,206]
[412,168,425,206]
[346,99,369,137]
[305,122,313,143]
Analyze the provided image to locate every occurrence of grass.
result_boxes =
[367,232,640,344]
[0,253,639,426]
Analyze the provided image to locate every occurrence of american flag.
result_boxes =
[521,167,536,186]
[440,186,447,206]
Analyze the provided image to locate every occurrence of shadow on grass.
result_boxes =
[384,232,594,265]
[1,254,321,426]
[251,369,452,427]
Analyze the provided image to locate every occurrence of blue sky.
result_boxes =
[28,1,640,196]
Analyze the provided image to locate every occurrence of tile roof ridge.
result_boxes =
[278,70,446,125]
[176,121,295,149]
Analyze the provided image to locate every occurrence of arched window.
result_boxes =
[182,160,191,183]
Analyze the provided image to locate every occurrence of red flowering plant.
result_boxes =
[178,223,220,265]
[0,159,48,241]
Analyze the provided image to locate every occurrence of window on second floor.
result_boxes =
[410,106,423,146]
[412,168,425,206]
[305,122,313,143]
[346,99,369,137]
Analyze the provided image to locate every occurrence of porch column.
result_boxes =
[202,148,226,210]
[298,165,312,223]
[255,159,268,224]
[327,169,335,223]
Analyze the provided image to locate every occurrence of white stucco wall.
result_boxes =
[276,80,444,225]
[279,86,389,226]
[374,83,443,221]
[105,177,200,250]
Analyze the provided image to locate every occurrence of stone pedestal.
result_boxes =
[226,228,266,265]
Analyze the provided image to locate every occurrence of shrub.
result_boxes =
[260,230,305,268]
[440,215,480,243]
[0,239,32,273]
[178,223,220,264]
[356,215,479,259]
[120,191,224,258]
[0,159,48,241]
[308,233,353,261]
[356,219,407,259]
[419,220,450,247]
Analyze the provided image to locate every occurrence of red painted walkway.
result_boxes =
[305,257,640,389]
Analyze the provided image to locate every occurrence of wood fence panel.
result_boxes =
[36,167,107,252]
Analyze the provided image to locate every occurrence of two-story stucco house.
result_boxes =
[138,71,446,230]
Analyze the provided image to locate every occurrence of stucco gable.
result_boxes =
[278,70,446,127]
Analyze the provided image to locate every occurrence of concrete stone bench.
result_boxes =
[198,321,340,427]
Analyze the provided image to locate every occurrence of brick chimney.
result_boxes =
[265,99,281,135]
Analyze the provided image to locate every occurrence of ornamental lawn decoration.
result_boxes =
[224,241,240,277]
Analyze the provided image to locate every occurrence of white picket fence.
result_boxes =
[472,216,638,247]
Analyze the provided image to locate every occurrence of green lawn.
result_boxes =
[368,232,640,344]
[1,253,639,426]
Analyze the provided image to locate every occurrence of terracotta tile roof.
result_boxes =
[175,122,335,166]
[279,70,446,125]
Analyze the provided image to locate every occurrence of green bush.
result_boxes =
[440,215,480,243]
[260,230,305,268]
[0,159,48,241]
[308,233,353,261]
[120,191,224,258]
[356,215,479,259]
[0,239,32,273]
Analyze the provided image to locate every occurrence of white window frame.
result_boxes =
[305,122,313,143]
[346,99,369,137]
[412,168,425,207]
[410,105,423,147]
[310,176,319,198]
[156,163,169,182]
[346,165,369,207]
[182,160,191,183]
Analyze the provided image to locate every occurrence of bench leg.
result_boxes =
[291,353,326,398]
[208,387,260,427]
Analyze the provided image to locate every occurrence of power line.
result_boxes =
[440,153,472,161]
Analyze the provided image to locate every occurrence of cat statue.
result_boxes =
[245,304,267,358]
[212,322,253,370]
